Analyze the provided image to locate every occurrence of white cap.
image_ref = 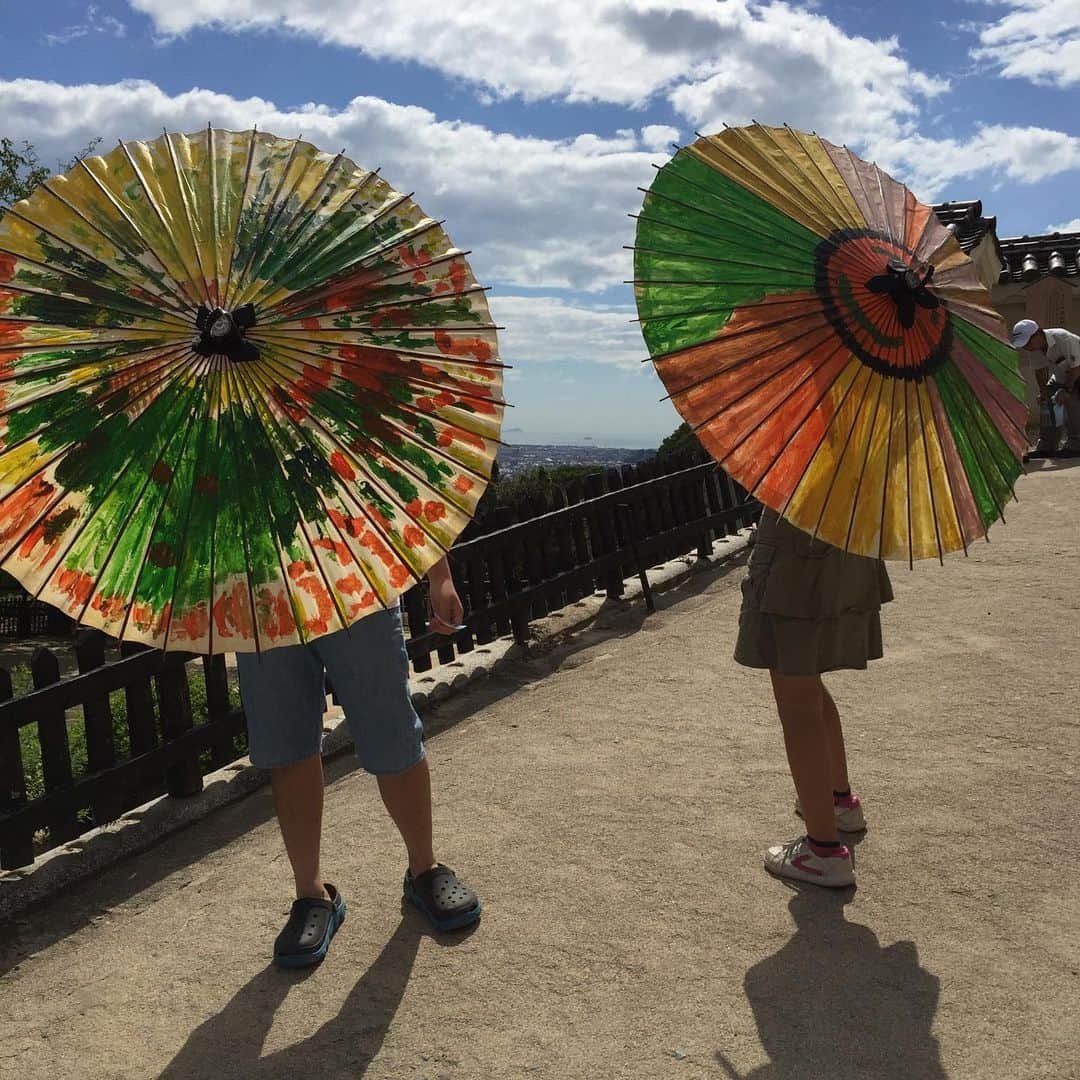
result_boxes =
[1011,319,1039,348]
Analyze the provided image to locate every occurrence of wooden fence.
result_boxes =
[0,592,75,638]
[0,454,756,869]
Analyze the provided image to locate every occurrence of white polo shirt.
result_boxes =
[1041,328,1080,380]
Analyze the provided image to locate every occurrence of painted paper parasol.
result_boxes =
[633,124,1027,563]
[0,128,504,651]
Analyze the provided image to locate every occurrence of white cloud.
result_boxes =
[875,124,1080,202]
[972,0,1080,87]
[665,4,947,148]
[0,77,658,293]
[126,0,948,148]
[127,0,710,104]
[640,125,680,152]
[490,295,643,369]
[5,74,1079,295]
[112,3,1080,205]
[1048,217,1080,232]
[45,4,126,46]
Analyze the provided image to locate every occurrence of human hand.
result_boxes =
[428,569,465,635]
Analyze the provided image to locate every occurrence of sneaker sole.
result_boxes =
[273,899,347,969]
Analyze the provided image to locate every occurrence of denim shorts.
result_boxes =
[237,605,424,774]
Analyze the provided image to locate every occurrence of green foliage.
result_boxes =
[472,462,606,526]
[1,136,103,216]
[0,137,49,213]
[494,464,603,506]
[657,422,703,460]
[12,658,244,808]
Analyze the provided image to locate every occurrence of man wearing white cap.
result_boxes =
[1011,319,1080,458]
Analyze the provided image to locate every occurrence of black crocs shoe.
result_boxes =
[403,864,481,931]
[273,883,346,968]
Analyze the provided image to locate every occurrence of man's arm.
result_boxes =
[1064,333,1080,389]
[1035,365,1051,400]
[427,556,464,633]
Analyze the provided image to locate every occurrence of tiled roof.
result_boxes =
[997,232,1080,283]
[931,200,1000,257]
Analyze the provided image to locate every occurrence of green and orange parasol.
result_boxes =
[0,129,504,652]
[633,125,1027,563]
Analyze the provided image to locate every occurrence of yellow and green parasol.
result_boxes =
[633,125,1027,563]
[0,129,504,651]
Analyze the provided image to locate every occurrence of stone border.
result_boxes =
[0,530,751,922]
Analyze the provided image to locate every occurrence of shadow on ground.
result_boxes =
[719,890,945,1079]
[159,910,475,1078]
[1025,456,1080,474]
[0,553,747,980]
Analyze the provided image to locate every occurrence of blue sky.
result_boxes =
[2,0,1078,446]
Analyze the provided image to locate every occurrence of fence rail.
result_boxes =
[0,453,757,869]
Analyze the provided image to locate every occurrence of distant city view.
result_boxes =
[496,443,658,477]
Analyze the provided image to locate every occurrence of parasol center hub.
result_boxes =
[862,253,940,331]
[209,312,234,338]
[886,257,934,292]
[815,228,951,377]
[194,303,259,363]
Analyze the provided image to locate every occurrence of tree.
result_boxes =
[656,421,703,460]
[1,136,103,217]
[0,137,49,214]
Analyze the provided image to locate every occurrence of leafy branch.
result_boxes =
[0,136,103,216]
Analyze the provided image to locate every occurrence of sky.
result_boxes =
[1,0,1078,447]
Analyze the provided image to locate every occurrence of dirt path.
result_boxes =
[1,460,1077,1080]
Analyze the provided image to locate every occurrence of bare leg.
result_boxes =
[769,672,838,843]
[821,684,850,794]
[270,752,330,900]
[377,756,438,878]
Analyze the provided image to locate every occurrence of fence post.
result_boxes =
[603,468,625,599]
[468,549,493,646]
[547,485,575,608]
[692,466,712,559]
[563,480,591,602]
[31,647,79,843]
[202,654,238,768]
[0,666,34,869]
[487,507,514,639]
[75,630,115,774]
[75,629,123,828]
[582,473,606,593]
[702,464,726,537]
[508,522,532,647]
[617,502,656,613]
[521,497,550,620]
[155,661,203,798]
[403,584,433,672]
[635,459,660,542]
[490,504,530,646]
[456,549,487,647]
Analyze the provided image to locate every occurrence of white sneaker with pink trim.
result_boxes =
[795,793,867,833]
[764,836,855,887]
